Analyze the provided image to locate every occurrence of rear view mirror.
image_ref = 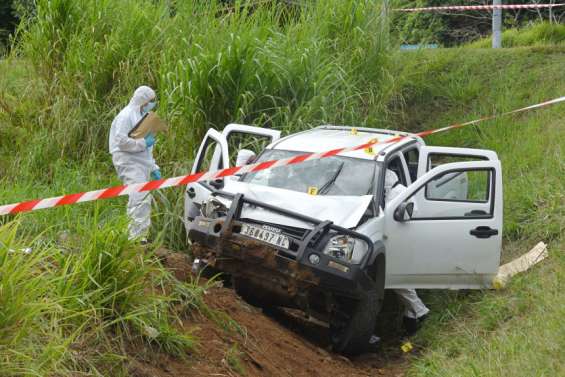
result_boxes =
[394,202,414,222]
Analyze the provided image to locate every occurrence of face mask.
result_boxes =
[141,101,156,115]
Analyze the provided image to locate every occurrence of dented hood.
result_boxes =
[220,181,372,229]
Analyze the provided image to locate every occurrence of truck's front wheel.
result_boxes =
[329,289,381,355]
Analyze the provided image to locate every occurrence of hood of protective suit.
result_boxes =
[219,180,372,229]
[129,86,156,107]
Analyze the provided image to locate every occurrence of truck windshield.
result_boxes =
[241,149,378,196]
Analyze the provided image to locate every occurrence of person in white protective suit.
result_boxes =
[109,86,161,241]
[384,169,430,335]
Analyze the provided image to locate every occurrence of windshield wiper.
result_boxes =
[319,161,344,194]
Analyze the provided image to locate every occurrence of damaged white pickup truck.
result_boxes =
[184,124,502,355]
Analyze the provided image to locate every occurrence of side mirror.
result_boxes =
[210,178,224,190]
[394,202,414,222]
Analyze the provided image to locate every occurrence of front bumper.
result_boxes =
[188,193,377,308]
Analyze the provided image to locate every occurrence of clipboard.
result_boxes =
[128,111,169,139]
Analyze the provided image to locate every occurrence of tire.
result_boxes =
[233,277,271,309]
[330,289,381,356]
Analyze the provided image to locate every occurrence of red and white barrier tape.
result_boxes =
[394,3,565,12]
[1,96,564,216]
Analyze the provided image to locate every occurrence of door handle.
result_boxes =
[187,187,196,199]
[465,210,488,217]
[470,226,498,239]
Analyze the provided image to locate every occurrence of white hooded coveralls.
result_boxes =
[109,86,159,239]
[384,169,430,319]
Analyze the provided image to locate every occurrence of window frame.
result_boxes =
[424,169,491,204]
[427,152,488,172]
[404,167,496,221]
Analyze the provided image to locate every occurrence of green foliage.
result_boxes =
[11,0,389,164]
[469,22,565,48]
[0,217,215,375]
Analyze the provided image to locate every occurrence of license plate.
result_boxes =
[240,223,290,249]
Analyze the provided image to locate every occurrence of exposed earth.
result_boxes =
[128,250,415,377]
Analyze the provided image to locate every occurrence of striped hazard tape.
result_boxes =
[1,96,564,216]
[394,3,565,12]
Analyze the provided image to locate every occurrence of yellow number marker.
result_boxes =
[401,342,414,353]
[307,187,319,195]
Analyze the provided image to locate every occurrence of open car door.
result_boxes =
[184,125,281,225]
[384,157,503,289]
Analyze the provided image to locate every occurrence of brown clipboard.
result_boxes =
[128,111,169,139]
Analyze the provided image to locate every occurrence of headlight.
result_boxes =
[201,197,228,219]
[323,235,368,265]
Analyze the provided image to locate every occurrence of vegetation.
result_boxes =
[0,0,563,375]
[0,219,211,375]
[468,21,565,48]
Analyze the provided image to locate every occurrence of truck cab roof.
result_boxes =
[267,125,423,160]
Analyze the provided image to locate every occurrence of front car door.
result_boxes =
[384,157,503,289]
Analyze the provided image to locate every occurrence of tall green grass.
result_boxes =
[10,0,390,164]
[0,217,219,376]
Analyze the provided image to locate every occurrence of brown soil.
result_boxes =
[130,251,412,377]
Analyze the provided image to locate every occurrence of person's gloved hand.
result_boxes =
[144,133,156,148]
[151,169,161,180]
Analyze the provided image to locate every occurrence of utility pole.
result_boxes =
[492,0,502,48]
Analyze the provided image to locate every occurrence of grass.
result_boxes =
[0,0,564,375]
[468,22,565,48]
[225,343,247,376]
[0,220,193,375]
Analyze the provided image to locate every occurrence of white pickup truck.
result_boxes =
[184,125,502,354]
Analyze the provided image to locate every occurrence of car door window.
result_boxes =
[195,139,222,172]
[428,153,487,171]
[408,168,494,219]
[386,155,408,186]
[225,132,274,166]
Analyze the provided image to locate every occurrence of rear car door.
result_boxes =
[184,125,281,225]
[384,158,503,289]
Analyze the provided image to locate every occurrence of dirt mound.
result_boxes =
[131,251,410,377]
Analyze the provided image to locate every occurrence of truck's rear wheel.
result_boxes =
[329,289,381,355]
